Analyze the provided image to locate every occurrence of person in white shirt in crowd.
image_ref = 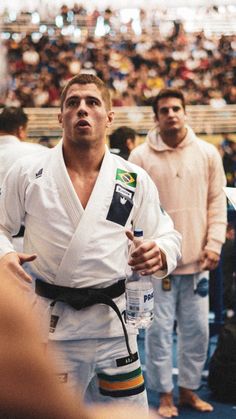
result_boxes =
[0,106,47,253]
[0,106,46,185]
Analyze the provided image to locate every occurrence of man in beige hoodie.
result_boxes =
[129,88,227,417]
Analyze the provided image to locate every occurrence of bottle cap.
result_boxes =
[134,229,143,237]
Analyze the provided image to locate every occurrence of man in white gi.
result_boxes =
[0,75,181,409]
[0,106,46,185]
[129,88,227,417]
[0,106,47,253]
[0,266,158,419]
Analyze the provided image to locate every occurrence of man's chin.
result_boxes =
[165,126,179,133]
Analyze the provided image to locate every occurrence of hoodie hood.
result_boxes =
[146,125,196,152]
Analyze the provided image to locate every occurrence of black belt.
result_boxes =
[13,225,25,238]
[35,279,134,357]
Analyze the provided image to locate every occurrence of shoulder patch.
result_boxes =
[116,168,137,188]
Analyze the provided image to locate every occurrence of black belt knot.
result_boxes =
[35,279,134,357]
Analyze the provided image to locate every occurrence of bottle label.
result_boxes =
[126,288,154,312]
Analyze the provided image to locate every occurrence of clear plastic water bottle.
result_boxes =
[125,229,154,329]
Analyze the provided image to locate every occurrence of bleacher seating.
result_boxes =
[24,105,236,139]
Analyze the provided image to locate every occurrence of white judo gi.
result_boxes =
[0,134,46,186]
[0,134,47,254]
[0,140,181,405]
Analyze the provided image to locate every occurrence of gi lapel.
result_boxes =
[53,143,114,285]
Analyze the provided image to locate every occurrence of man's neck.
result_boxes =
[160,127,187,148]
[62,141,106,209]
[63,142,106,177]
[0,131,18,138]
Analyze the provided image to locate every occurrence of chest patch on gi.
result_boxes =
[106,183,134,226]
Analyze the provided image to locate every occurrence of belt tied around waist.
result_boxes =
[35,278,135,358]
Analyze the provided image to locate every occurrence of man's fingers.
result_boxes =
[129,252,163,274]
[18,253,37,264]
[0,252,34,284]
[132,259,163,275]
[130,243,159,264]
[125,230,134,242]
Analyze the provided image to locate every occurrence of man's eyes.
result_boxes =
[66,98,100,107]
[160,107,181,114]
[87,98,100,106]
[67,99,77,107]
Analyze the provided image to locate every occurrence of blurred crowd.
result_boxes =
[1,3,236,108]
[218,133,236,187]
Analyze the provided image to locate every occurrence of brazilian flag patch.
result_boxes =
[116,169,137,188]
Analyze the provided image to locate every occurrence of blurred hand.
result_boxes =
[200,249,220,271]
[126,230,167,275]
[0,251,37,289]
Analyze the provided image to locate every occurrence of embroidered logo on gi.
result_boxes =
[116,352,138,367]
[116,169,137,188]
[49,315,59,333]
[116,185,132,199]
[35,168,43,179]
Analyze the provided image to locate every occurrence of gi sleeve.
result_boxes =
[0,163,26,258]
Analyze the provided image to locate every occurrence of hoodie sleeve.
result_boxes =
[204,146,227,255]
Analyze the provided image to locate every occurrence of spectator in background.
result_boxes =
[0,106,47,254]
[219,133,236,187]
[0,106,46,185]
[38,136,54,148]
[222,222,236,319]
[129,88,227,417]
[2,9,236,108]
[109,126,137,160]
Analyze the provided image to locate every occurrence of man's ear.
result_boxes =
[106,111,115,128]
[58,113,63,125]
[17,125,27,140]
[126,138,136,151]
[154,113,159,123]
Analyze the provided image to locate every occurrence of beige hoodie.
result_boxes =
[129,126,227,274]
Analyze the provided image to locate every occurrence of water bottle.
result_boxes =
[125,229,154,329]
